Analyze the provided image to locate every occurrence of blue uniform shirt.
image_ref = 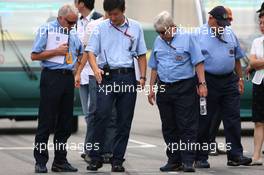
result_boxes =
[198,24,245,75]
[32,20,83,70]
[85,18,147,69]
[148,32,205,83]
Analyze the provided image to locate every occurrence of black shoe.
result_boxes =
[160,163,183,172]
[86,160,103,171]
[84,154,91,163]
[111,164,125,172]
[81,153,86,159]
[35,164,48,173]
[183,162,195,172]
[195,160,210,168]
[227,156,252,166]
[51,162,78,172]
[102,153,113,164]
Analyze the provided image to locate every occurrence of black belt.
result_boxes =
[43,68,73,75]
[205,71,233,78]
[110,68,135,74]
[158,79,184,87]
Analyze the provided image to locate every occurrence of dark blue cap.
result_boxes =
[209,6,230,27]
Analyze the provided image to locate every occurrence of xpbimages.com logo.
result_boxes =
[33,142,100,153]
[165,141,232,153]
[98,83,166,95]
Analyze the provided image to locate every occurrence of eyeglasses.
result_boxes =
[65,18,77,25]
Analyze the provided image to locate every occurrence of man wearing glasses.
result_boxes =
[85,0,147,172]
[31,4,82,173]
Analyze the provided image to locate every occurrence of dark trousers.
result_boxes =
[89,72,137,164]
[196,72,243,161]
[156,77,199,164]
[34,69,74,165]
[209,109,221,146]
[80,76,116,155]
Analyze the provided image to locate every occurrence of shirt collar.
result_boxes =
[80,9,95,22]
[109,17,129,27]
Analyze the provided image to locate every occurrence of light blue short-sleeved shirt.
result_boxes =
[85,18,147,69]
[198,24,245,75]
[32,20,83,70]
[148,32,205,83]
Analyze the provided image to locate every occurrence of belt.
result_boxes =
[43,68,73,75]
[205,71,233,78]
[158,79,184,87]
[110,68,135,74]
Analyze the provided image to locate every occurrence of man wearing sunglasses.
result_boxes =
[31,4,82,173]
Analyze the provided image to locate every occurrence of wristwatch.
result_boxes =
[198,81,207,87]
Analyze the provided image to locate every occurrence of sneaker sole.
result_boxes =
[111,169,125,172]
[227,161,252,166]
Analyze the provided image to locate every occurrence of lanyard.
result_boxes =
[163,37,176,50]
[110,18,134,51]
[110,18,132,38]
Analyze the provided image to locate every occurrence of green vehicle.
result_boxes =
[198,0,264,121]
[0,0,82,131]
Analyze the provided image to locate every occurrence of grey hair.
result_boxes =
[58,4,78,17]
[154,11,174,31]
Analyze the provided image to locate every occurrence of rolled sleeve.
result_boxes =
[136,26,147,56]
[32,26,48,53]
[85,26,100,56]
[148,51,157,69]
[189,34,205,65]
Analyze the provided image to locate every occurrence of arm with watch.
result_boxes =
[137,54,147,88]
[195,62,208,97]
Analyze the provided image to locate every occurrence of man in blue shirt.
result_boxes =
[195,6,252,168]
[31,4,82,173]
[85,0,147,172]
[148,11,207,173]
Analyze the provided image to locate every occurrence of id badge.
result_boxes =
[66,52,73,64]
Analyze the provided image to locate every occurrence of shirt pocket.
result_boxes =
[173,47,188,64]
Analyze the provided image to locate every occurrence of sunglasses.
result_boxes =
[65,18,77,25]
